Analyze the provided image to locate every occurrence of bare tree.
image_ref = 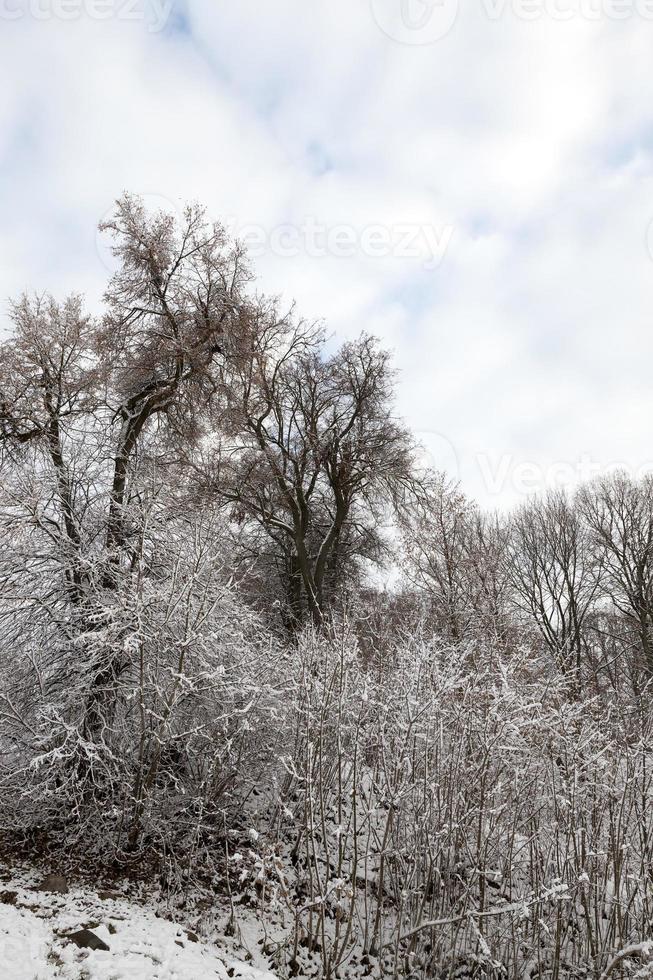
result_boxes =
[401,475,511,647]
[401,475,474,642]
[579,471,653,683]
[0,194,251,745]
[204,326,418,628]
[506,489,602,689]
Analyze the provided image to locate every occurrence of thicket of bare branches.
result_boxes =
[1,197,652,979]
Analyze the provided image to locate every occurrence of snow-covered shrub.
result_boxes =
[0,502,285,879]
[264,628,653,979]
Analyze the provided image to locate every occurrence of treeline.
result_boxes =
[402,472,653,697]
[0,197,652,978]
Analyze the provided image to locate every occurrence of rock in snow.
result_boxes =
[36,875,69,895]
[0,867,278,980]
[66,927,111,951]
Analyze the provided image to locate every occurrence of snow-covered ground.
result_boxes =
[0,865,278,980]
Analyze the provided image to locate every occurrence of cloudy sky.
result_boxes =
[2,0,653,507]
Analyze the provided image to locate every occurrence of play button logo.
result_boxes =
[370,0,459,45]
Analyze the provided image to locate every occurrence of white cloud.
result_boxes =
[2,1,653,506]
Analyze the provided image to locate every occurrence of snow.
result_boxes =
[0,868,278,980]
[1,903,52,980]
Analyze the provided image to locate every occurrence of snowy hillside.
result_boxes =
[0,865,277,980]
